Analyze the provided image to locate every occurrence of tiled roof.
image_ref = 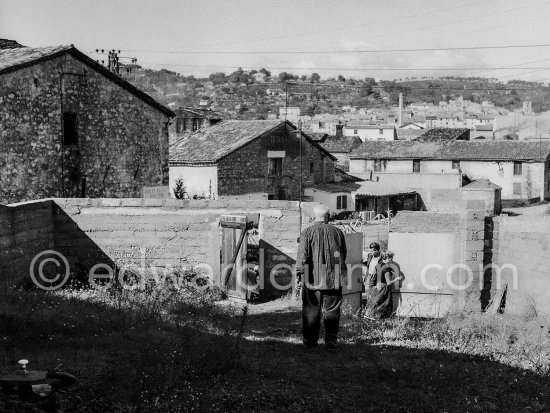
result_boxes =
[0,45,175,117]
[396,129,425,140]
[180,107,225,120]
[170,120,282,163]
[0,39,24,49]
[355,181,417,197]
[390,211,460,233]
[307,132,329,142]
[463,179,501,190]
[170,120,337,163]
[321,135,363,153]
[415,128,470,142]
[475,124,493,131]
[345,124,395,130]
[0,45,72,72]
[350,140,550,162]
[306,182,361,193]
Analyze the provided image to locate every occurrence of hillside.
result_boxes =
[124,67,550,119]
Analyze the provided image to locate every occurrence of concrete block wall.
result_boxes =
[52,198,303,281]
[0,198,313,294]
[459,200,487,311]
[425,188,463,213]
[492,215,550,315]
[0,201,55,288]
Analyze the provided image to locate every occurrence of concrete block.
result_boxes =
[60,198,93,208]
[119,198,145,207]
[466,220,485,231]
[466,210,486,221]
[143,199,166,207]
[100,199,122,207]
[464,240,485,251]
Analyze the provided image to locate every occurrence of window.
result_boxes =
[513,161,522,175]
[413,159,420,173]
[192,118,199,131]
[513,183,521,195]
[379,129,384,134]
[268,158,283,176]
[374,159,386,172]
[310,162,314,174]
[354,129,358,135]
[63,112,78,145]
[452,160,460,169]
[337,195,348,210]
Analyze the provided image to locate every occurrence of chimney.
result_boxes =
[336,124,343,138]
[398,93,403,127]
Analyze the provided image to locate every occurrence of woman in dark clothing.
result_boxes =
[364,251,403,319]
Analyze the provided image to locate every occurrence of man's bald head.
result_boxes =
[313,204,330,222]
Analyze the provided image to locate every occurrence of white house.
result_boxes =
[343,124,396,142]
[349,140,550,204]
[279,107,300,122]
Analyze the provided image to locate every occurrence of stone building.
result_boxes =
[0,44,174,203]
[169,120,337,200]
[170,107,223,140]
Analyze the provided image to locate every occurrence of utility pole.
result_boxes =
[93,49,138,78]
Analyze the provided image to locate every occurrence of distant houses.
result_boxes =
[343,124,397,142]
[0,43,174,203]
[349,140,550,204]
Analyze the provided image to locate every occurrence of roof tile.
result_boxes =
[351,140,550,162]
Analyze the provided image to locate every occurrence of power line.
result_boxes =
[137,61,550,71]
[120,42,550,55]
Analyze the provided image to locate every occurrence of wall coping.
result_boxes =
[7,198,303,211]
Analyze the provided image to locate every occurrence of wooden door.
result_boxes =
[220,215,248,301]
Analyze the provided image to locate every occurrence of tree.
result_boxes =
[173,178,186,199]
[278,72,290,83]
[310,72,321,83]
[301,75,307,81]
[337,75,346,82]
[260,67,271,77]
[209,72,226,85]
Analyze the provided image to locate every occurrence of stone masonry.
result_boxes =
[0,48,172,203]
[218,123,336,200]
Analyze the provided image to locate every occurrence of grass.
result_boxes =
[1,276,549,412]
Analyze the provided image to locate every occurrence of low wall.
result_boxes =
[1,198,323,294]
[492,215,550,315]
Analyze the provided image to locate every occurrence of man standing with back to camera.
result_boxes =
[296,204,347,350]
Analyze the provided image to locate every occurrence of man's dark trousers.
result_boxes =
[302,283,343,346]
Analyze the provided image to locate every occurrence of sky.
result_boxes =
[2,0,550,83]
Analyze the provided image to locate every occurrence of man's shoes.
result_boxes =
[326,342,336,351]
[303,340,318,349]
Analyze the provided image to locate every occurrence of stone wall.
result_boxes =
[0,52,170,204]
[218,123,335,200]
